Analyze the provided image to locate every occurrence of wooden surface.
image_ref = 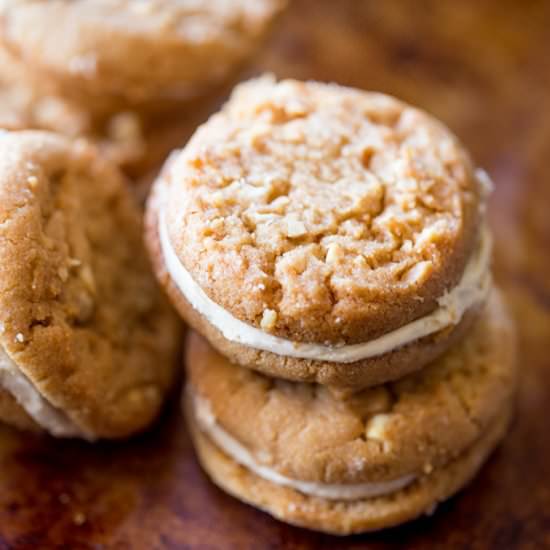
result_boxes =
[1,1,550,548]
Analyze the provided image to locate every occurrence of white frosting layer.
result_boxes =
[0,345,89,439]
[160,208,492,363]
[193,393,416,501]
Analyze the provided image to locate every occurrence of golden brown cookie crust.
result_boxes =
[185,289,516,484]
[152,76,486,345]
[0,0,286,112]
[0,130,180,439]
[188,408,511,535]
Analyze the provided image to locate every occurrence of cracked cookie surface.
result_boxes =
[0,130,179,438]
[157,77,485,344]
[186,290,516,484]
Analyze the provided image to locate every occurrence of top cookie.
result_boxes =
[155,77,487,346]
[0,130,179,439]
[0,0,286,112]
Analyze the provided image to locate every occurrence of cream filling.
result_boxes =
[193,392,416,501]
[0,345,90,439]
[160,208,492,363]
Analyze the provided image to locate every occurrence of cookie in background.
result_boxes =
[0,0,287,116]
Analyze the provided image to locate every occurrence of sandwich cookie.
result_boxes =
[0,130,180,440]
[0,0,286,116]
[147,76,493,390]
[185,290,517,534]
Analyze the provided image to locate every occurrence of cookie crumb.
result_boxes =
[15,333,25,343]
[58,266,69,282]
[402,261,433,284]
[353,255,368,268]
[325,243,343,264]
[365,413,392,442]
[260,309,277,331]
[401,239,413,253]
[286,217,307,238]
[80,265,96,294]
[72,511,86,526]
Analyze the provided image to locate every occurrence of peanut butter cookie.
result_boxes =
[0,130,180,439]
[185,290,517,534]
[147,76,492,390]
[0,0,286,115]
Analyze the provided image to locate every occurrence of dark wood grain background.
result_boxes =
[1,1,549,548]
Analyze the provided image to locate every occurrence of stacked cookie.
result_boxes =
[0,0,286,182]
[146,77,517,534]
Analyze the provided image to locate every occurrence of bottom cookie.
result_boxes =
[183,290,516,534]
[188,407,510,535]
